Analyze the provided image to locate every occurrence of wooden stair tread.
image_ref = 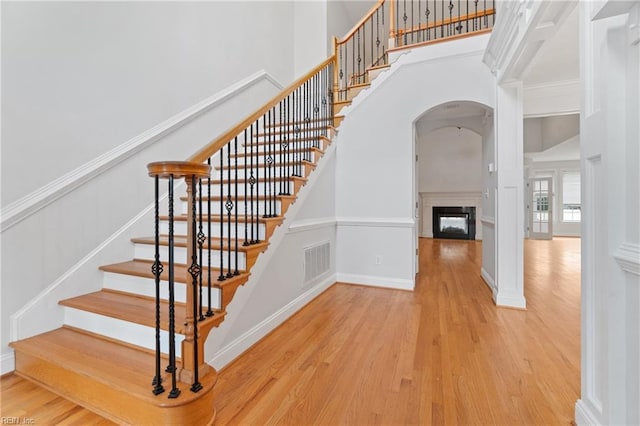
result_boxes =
[59,290,190,333]
[131,235,270,252]
[99,259,250,287]
[158,213,285,225]
[183,194,297,202]
[10,326,215,408]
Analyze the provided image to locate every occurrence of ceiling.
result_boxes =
[521,5,580,85]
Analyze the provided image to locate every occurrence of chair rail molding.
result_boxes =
[613,242,640,276]
[0,70,283,233]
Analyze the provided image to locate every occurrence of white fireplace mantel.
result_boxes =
[419,192,483,240]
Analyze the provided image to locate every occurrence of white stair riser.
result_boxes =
[194,180,298,196]
[180,199,282,216]
[134,244,247,271]
[160,220,266,241]
[229,151,319,166]
[252,133,328,143]
[212,164,311,179]
[64,307,185,357]
[102,272,223,310]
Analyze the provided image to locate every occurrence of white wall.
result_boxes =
[335,34,495,290]
[417,126,483,193]
[575,2,640,425]
[294,1,329,78]
[1,1,296,205]
[206,143,338,369]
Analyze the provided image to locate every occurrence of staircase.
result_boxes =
[8,0,495,423]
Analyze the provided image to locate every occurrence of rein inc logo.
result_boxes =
[1,418,35,425]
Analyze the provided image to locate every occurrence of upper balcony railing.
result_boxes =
[390,0,496,49]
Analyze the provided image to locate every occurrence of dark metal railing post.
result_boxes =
[206,158,213,316]
[151,175,165,396]
[187,176,203,393]
[166,174,180,399]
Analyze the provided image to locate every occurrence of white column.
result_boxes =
[493,82,526,309]
[575,2,640,425]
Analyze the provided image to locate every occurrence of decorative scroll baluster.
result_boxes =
[218,146,225,281]
[244,129,249,246]
[151,175,164,396]
[197,179,205,321]
[187,176,203,393]
[226,141,233,277]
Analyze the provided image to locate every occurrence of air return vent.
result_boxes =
[304,241,330,283]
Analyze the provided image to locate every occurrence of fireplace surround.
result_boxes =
[432,206,476,240]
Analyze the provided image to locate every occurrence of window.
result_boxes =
[562,172,581,222]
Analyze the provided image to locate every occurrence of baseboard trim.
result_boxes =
[480,267,496,292]
[335,273,414,291]
[209,275,336,369]
[0,70,282,233]
[1,352,15,375]
[494,291,527,309]
[575,399,601,426]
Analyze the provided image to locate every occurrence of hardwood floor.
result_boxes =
[1,237,580,425]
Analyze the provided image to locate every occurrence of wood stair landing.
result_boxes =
[10,326,217,425]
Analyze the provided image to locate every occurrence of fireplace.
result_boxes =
[432,206,476,240]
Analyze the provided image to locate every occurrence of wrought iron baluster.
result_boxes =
[233,136,239,275]
[426,0,431,41]
[243,129,249,246]
[166,175,180,399]
[152,175,164,396]
[197,178,205,321]
[466,0,469,32]
[271,106,277,216]
[206,158,213,315]
[403,0,407,46]
[218,145,225,281]
[249,123,256,244]
[226,141,233,278]
[188,176,203,393]
[279,101,284,196]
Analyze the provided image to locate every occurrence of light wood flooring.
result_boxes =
[1,237,580,425]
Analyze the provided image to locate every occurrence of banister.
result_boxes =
[188,55,336,165]
[147,161,211,179]
[337,0,386,44]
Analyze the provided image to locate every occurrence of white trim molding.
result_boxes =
[0,70,283,233]
[481,267,496,293]
[335,217,415,228]
[575,399,601,426]
[336,273,414,291]
[481,216,495,226]
[288,217,337,234]
[1,352,15,375]
[613,242,640,276]
[209,275,336,369]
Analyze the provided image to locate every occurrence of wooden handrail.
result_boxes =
[188,55,335,164]
[394,8,496,36]
[337,0,386,44]
[147,161,210,179]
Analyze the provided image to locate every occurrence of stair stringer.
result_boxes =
[203,137,339,370]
